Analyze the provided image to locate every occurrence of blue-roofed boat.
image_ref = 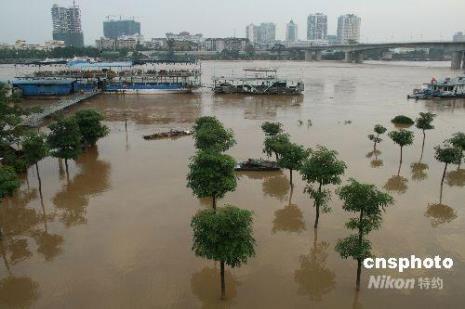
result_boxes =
[11,79,76,96]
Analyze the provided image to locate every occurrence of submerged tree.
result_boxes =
[388,129,414,175]
[263,133,290,161]
[335,179,394,290]
[434,143,462,203]
[391,115,414,128]
[261,121,283,137]
[191,206,255,300]
[0,166,20,200]
[449,132,465,168]
[47,117,82,176]
[22,133,49,195]
[277,143,309,186]
[415,112,436,159]
[300,146,346,229]
[368,124,387,152]
[187,151,237,210]
[193,116,235,152]
[74,110,109,146]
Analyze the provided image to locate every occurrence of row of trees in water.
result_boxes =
[186,115,451,298]
[0,85,109,205]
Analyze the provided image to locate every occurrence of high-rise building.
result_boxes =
[453,32,465,42]
[103,19,141,39]
[286,20,298,42]
[246,24,258,45]
[245,23,276,47]
[307,13,327,40]
[337,14,361,44]
[51,2,84,47]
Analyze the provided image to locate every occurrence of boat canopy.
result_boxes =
[12,79,75,85]
[68,62,133,70]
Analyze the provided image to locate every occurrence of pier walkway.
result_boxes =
[22,91,102,128]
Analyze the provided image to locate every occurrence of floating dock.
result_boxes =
[22,91,101,128]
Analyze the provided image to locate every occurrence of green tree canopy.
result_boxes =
[388,130,414,148]
[261,122,283,137]
[0,166,20,199]
[374,124,387,136]
[335,178,394,290]
[22,132,49,166]
[193,116,236,152]
[191,205,255,299]
[278,143,310,186]
[434,144,463,165]
[449,132,465,166]
[187,151,237,209]
[391,115,414,127]
[415,112,436,131]
[368,124,387,151]
[263,133,290,160]
[74,110,109,146]
[301,146,346,228]
[47,117,82,168]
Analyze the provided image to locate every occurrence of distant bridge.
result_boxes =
[281,41,465,69]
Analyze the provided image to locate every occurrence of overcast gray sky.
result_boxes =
[1,0,464,45]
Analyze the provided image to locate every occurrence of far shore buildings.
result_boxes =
[453,32,465,42]
[337,14,361,44]
[103,18,141,39]
[286,20,298,42]
[246,23,276,48]
[307,13,327,41]
[51,3,84,47]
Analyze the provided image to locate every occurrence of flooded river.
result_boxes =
[1,61,465,308]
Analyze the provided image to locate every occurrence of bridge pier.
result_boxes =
[353,52,364,63]
[451,51,464,70]
[305,50,322,61]
[344,51,353,63]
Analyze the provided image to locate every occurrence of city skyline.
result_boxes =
[1,0,464,45]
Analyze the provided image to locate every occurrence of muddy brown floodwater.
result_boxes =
[1,61,465,308]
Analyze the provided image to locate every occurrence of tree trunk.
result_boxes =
[398,146,403,176]
[289,169,293,187]
[440,163,448,204]
[35,163,42,197]
[356,209,364,291]
[212,195,217,212]
[64,158,70,183]
[220,260,226,300]
[314,183,322,229]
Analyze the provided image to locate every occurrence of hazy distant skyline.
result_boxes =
[1,0,464,45]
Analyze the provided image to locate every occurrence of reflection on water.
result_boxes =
[191,266,238,307]
[212,95,303,120]
[294,231,335,302]
[262,173,289,202]
[446,169,465,187]
[384,175,408,194]
[366,150,383,168]
[53,146,111,227]
[0,276,39,308]
[411,162,429,182]
[272,187,305,233]
[425,204,458,227]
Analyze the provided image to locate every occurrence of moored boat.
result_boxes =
[213,68,304,95]
[408,76,465,99]
[143,129,193,140]
[235,159,280,171]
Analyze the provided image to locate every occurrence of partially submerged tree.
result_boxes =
[47,117,82,176]
[187,151,237,210]
[391,115,414,128]
[415,112,436,156]
[277,143,309,186]
[74,110,109,146]
[263,133,290,161]
[434,143,462,203]
[368,124,387,152]
[191,205,255,300]
[449,132,465,168]
[0,165,21,239]
[261,122,282,137]
[22,132,49,195]
[193,117,236,152]
[388,130,414,175]
[300,146,346,228]
[335,179,394,290]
